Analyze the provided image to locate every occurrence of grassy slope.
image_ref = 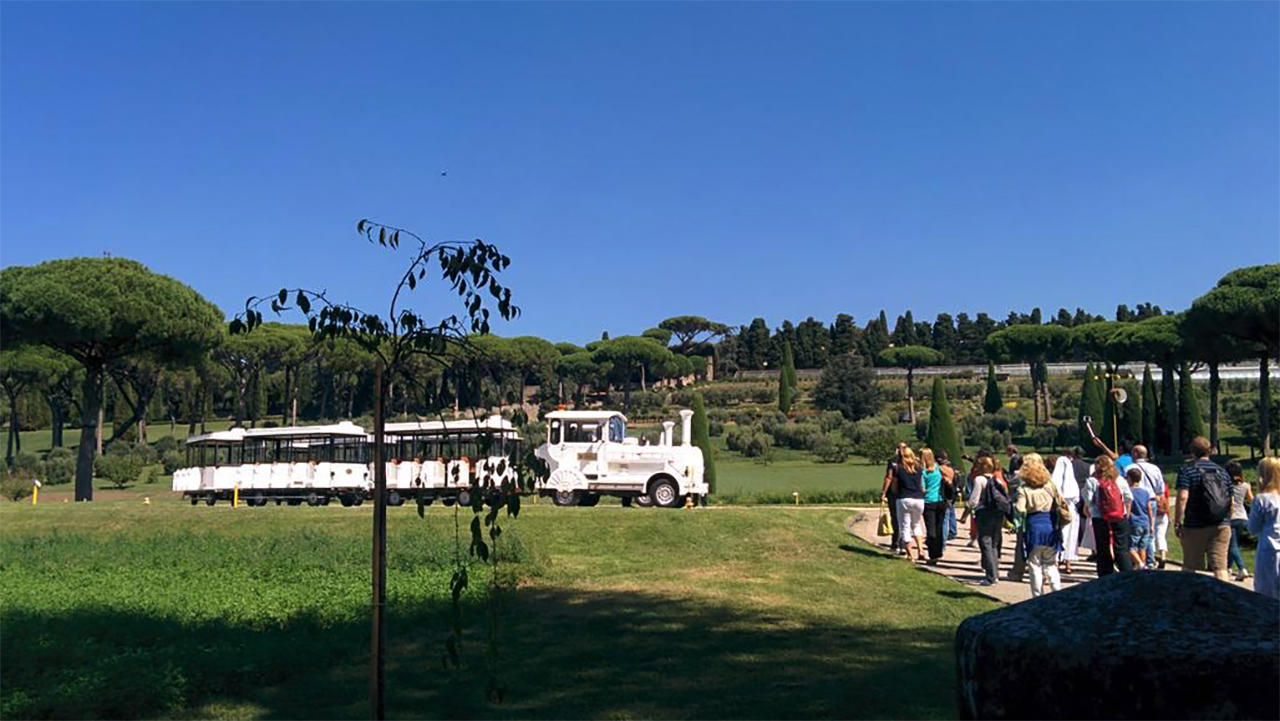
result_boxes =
[1,498,997,720]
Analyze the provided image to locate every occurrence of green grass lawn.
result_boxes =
[1,496,997,720]
[14,418,238,456]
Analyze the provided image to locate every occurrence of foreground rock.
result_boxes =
[956,572,1280,720]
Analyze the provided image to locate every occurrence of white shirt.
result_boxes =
[1128,459,1166,505]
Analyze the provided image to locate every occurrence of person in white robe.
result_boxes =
[1052,455,1082,571]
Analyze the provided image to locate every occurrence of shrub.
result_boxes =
[842,415,896,445]
[10,451,41,475]
[132,442,159,465]
[161,451,185,475]
[817,410,845,433]
[811,432,851,463]
[771,422,822,451]
[708,419,724,437]
[986,408,1028,435]
[855,433,898,464]
[152,436,179,454]
[95,453,145,489]
[914,416,929,442]
[1029,424,1058,451]
[1055,422,1079,448]
[727,427,773,458]
[1,474,32,502]
[42,448,76,485]
[967,427,1011,453]
[878,385,906,403]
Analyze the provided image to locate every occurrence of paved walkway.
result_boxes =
[845,509,1251,604]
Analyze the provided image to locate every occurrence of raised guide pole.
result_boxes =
[371,364,387,720]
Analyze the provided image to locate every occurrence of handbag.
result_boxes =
[1049,484,1074,530]
[877,500,893,537]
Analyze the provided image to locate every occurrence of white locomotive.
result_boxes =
[535,409,707,507]
[173,416,520,507]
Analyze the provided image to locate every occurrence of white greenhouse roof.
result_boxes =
[543,410,628,422]
[185,421,368,445]
[382,415,518,436]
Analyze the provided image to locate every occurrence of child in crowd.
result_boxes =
[1127,467,1155,570]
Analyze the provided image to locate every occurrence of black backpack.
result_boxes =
[1198,461,1231,523]
[981,475,1013,521]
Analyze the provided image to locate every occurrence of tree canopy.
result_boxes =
[658,316,729,355]
[0,258,224,500]
[812,352,880,421]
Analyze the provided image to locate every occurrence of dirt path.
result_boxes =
[845,509,1252,604]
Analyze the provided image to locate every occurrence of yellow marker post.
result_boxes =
[31,480,40,506]
[233,484,239,508]
[793,491,801,506]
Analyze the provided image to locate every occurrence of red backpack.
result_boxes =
[1097,475,1127,524]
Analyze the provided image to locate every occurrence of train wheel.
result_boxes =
[388,491,403,507]
[306,493,321,507]
[340,495,353,508]
[205,496,216,507]
[251,493,265,507]
[553,489,580,507]
[649,477,680,508]
[287,499,302,507]
[634,494,655,508]
[352,495,364,507]
[578,493,600,507]
[190,496,198,506]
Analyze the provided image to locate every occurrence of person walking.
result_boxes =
[880,442,908,553]
[887,448,926,562]
[1175,436,1232,581]
[920,448,949,565]
[1126,467,1155,570]
[1246,457,1280,599]
[1070,447,1095,560]
[1051,454,1082,574]
[1094,440,1167,568]
[940,450,960,541]
[1013,453,1070,597]
[1082,455,1133,576]
[1225,461,1254,582]
[969,455,1008,587]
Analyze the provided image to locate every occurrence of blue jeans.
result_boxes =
[945,502,958,539]
[1228,519,1249,572]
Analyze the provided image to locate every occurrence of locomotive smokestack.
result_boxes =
[662,421,675,447]
[679,410,693,447]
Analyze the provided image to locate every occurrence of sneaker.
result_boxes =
[979,579,995,587]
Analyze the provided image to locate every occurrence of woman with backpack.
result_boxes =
[1083,455,1133,576]
[1014,453,1072,596]
[968,454,1008,587]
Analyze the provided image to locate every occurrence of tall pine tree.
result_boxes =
[778,340,797,413]
[925,377,965,473]
[1141,364,1158,448]
[1120,380,1142,446]
[983,362,1004,414]
[691,393,716,496]
[1078,362,1106,446]
[1179,363,1205,450]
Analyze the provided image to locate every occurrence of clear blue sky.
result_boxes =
[3,2,1276,344]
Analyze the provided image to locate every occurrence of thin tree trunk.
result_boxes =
[371,364,387,720]
[6,396,17,463]
[1209,362,1221,451]
[76,366,104,502]
[96,402,104,455]
[1261,354,1272,456]
[906,368,916,424]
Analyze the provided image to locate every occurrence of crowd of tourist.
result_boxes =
[879,435,1280,600]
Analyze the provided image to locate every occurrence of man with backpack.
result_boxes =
[1176,436,1232,581]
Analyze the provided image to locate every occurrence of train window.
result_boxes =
[549,420,561,445]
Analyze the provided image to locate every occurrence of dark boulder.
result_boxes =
[956,572,1280,720]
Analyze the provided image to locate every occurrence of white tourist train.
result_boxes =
[536,409,708,508]
[173,416,521,507]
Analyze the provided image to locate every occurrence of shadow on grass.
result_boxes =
[3,587,962,720]
[836,543,895,561]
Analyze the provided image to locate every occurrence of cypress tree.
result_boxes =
[779,340,797,413]
[691,393,716,495]
[1101,368,1118,451]
[1120,380,1142,447]
[925,377,965,473]
[1160,364,1178,456]
[1078,363,1106,446]
[1179,363,1205,450]
[1141,363,1158,448]
[983,362,1004,414]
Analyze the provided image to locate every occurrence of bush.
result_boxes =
[707,419,724,437]
[914,416,929,442]
[967,427,1011,454]
[133,442,159,465]
[1055,422,1079,448]
[726,426,773,458]
[10,451,41,475]
[95,453,145,489]
[986,408,1028,435]
[1,474,32,501]
[771,421,822,451]
[161,451,185,475]
[1029,424,1058,450]
[854,432,898,464]
[878,385,906,403]
[811,432,851,463]
[42,448,76,485]
[817,411,845,433]
[152,436,178,454]
[842,415,896,446]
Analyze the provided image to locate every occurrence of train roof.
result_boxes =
[542,410,628,422]
[185,421,368,445]
[382,415,519,437]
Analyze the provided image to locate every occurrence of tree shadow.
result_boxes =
[2,587,963,720]
[837,543,895,561]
